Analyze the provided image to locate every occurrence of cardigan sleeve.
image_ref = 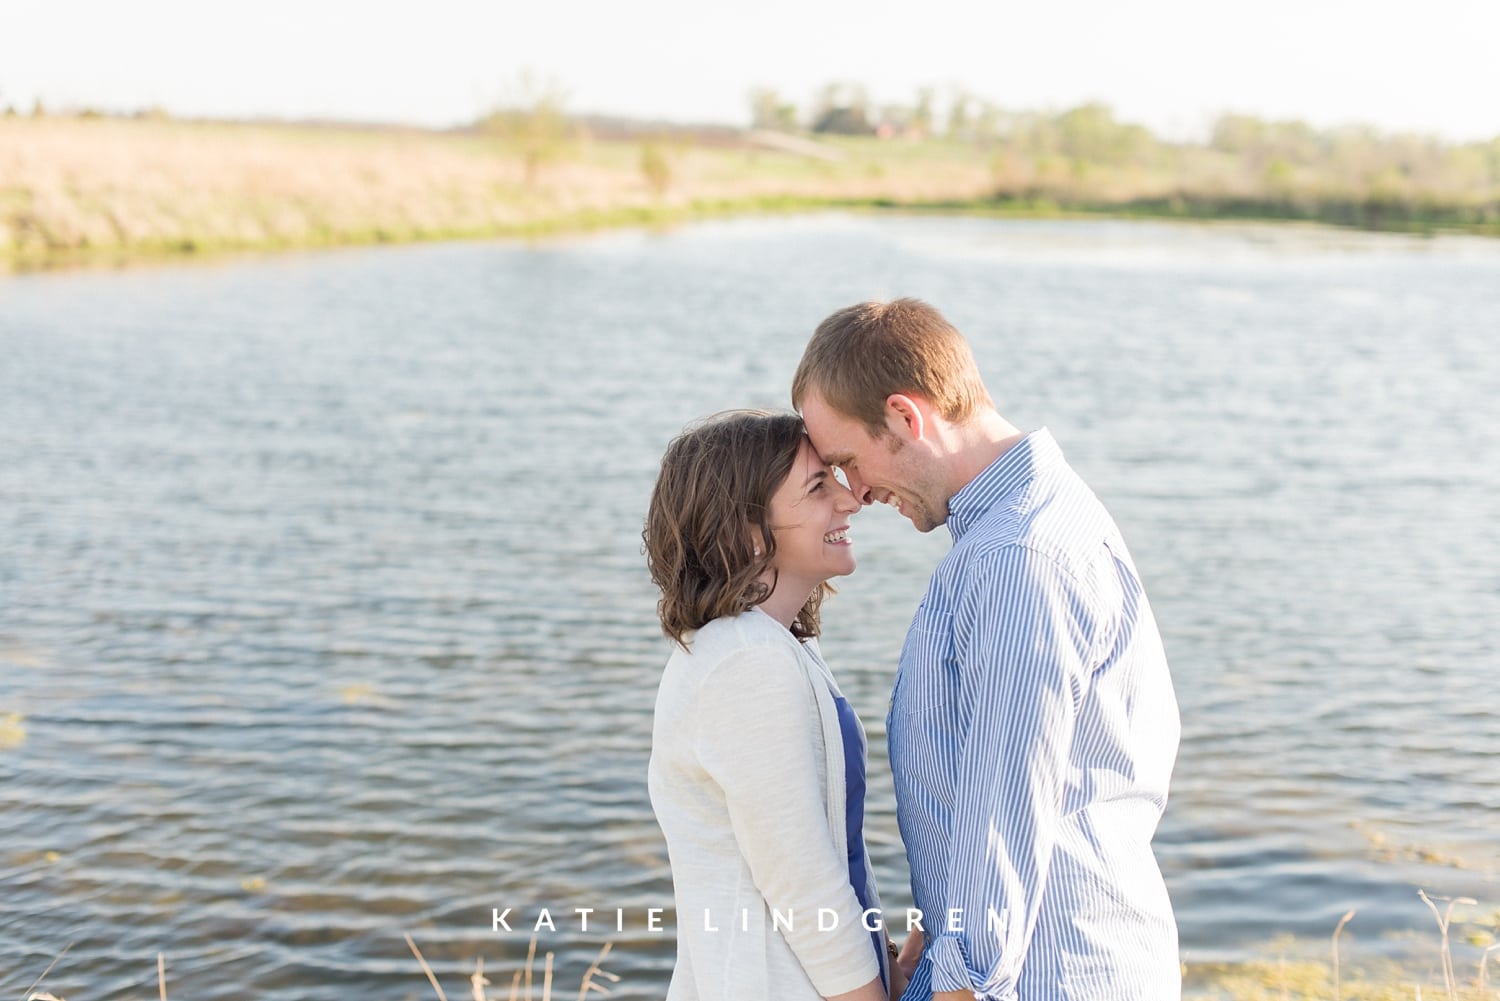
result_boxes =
[693,644,881,997]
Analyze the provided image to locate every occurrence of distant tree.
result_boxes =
[912,87,935,137]
[1054,103,1151,163]
[810,81,875,135]
[1210,113,1267,155]
[812,105,875,135]
[811,82,840,122]
[1263,158,1296,200]
[640,142,672,197]
[1005,111,1059,157]
[748,88,799,131]
[479,71,574,185]
[1439,142,1494,194]
[1366,165,1408,204]
[878,103,912,133]
[811,83,865,121]
[847,83,870,120]
[1214,114,1321,166]
[971,101,1002,144]
[947,92,973,140]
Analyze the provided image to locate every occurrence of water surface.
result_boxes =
[2,216,1498,998]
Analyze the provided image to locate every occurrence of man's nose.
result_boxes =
[846,471,873,506]
[835,482,862,512]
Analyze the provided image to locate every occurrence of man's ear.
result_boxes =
[884,393,927,442]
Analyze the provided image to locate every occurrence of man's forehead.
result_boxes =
[803,416,864,465]
[802,390,871,450]
[811,434,855,462]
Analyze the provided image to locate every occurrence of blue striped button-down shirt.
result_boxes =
[890,429,1180,1001]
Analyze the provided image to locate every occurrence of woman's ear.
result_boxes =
[744,523,766,559]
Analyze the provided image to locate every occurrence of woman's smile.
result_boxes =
[762,440,861,609]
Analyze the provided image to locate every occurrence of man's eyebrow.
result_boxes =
[820,452,854,467]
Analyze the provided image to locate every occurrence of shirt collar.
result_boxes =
[946,428,1062,540]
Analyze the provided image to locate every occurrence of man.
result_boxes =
[792,299,1180,1001]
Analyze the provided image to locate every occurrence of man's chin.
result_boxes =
[904,505,945,533]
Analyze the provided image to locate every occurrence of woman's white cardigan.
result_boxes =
[649,608,885,1000]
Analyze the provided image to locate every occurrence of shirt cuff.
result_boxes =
[925,931,1016,1001]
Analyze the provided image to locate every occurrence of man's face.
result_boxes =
[800,389,949,533]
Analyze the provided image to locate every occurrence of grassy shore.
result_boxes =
[0,116,992,270]
[16,893,1497,1000]
[20,938,1496,1001]
[4,112,1499,270]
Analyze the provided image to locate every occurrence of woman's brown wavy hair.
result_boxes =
[644,410,828,649]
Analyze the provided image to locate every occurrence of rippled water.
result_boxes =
[2,216,1498,999]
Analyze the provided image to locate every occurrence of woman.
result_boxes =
[644,410,903,1001]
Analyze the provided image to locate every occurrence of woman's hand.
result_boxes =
[888,928,924,999]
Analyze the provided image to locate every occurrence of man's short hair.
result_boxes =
[792,298,993,434]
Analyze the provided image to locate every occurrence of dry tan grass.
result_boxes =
[0,117,995,267]
[1187,892,1500,1001]
[13,894,1497,1001]
[3,114,1497,269]
[1,118,537,256]
[404,933,620,1001]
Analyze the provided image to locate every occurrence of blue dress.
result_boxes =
[832,691,886,989]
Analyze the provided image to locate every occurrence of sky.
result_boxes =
[4,0,1499,142]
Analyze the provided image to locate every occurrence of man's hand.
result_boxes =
[886,928,930,999]
[896,928,923,981]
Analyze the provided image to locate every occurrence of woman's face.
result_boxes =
[765,439,861,590]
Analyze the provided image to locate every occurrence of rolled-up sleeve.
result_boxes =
[924,546,1096,999]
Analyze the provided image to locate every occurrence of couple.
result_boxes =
[644,299,1180,1001]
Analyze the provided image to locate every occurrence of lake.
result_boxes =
[2,215,1497,999]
